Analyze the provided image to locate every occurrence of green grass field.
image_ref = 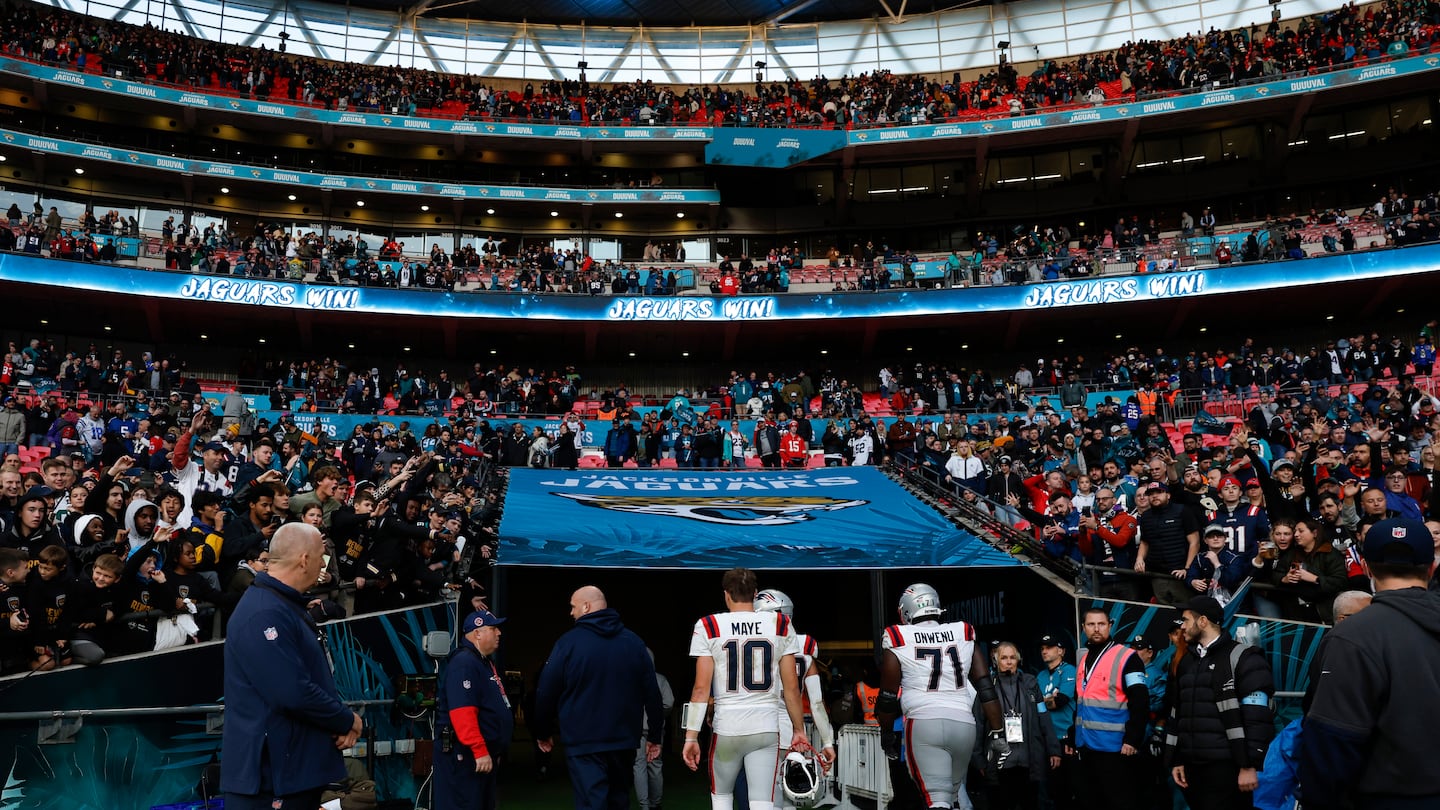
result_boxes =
[492,744,717,810]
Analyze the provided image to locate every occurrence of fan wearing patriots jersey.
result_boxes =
[1206,475,1271,558]
[755,589,836,808]
[878,583,1007,810]
[684,568,809,810]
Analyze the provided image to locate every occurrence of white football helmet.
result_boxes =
[755,588,795,617]
[899,583,943,623]
[781,750,819,807]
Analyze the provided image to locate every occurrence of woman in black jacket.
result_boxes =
[552,424,580,470]
[974,641,1061,809]
[820,422,847,466]
[1269,517,1347,623]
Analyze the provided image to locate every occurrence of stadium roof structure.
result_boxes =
[382,0,971,28]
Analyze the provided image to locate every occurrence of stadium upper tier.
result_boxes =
[8,0,1434,137]
[3,236,1437,323]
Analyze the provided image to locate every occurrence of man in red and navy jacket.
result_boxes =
[435,609,515,810]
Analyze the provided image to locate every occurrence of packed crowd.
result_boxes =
[0,319,1435,679]
[1,0,1434,128]
[0,371,505,673]
[20,179,1434,306]
[7,204,702,293]
[878,333,1440,626]
[871,325,1440,416]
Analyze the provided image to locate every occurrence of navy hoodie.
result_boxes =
[531,607,663,755]
[1300,586,1440,807]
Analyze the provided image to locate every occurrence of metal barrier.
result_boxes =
[835,723,892,809]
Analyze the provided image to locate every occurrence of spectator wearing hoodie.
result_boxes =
[1300,518,1440,809]
[0,396,23,460]
[532,586,664,810]
[0,486,64,564]
[112,540,177,655]
[944,438,987,496]
[120,496,165,567]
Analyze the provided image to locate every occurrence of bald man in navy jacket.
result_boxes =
[221,524,362,810]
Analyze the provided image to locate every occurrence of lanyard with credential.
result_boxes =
[464,643,510,709]
[996,674,1022,715]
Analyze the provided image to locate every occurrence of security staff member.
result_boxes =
[1164,596,1275,810]
[436,609,514,810]
[1038,634,1079,810]
[1075,607,1149,810]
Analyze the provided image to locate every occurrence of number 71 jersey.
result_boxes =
[881,621,978,722]
[690,610,798,736]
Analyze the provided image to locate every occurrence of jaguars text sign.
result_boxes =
[604,296,777,321]
[497,467,1021,569]
[1021,271,1205,308]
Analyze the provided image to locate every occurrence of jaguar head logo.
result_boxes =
[554,493,867,526]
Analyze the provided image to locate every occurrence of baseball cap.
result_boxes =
[1184,596,1224,625]
[463,610,507,632]
[202,441,231,454]
[1038,634,1066,649]
[1129,634,1155,651]
[24,484,57,499]
[1203,523,1227,536]
[1146,481,1169,493]
[1219,475,1242,490]
[1362,517,1434,565]
[1244,478,1263,489]
[1271,458,1296,471]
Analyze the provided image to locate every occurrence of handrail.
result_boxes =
[0,698,395,722]
[888,452,1081,584]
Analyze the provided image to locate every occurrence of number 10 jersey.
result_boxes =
[690,610,798,736]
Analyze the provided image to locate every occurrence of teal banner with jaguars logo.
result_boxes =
[498,467,1021,569]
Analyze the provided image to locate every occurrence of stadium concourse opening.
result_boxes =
[484,467,1076,809]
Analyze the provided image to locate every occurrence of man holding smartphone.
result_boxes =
[1009,490,1082,563]
[223,484,284,586]
[1078,488,1141,599]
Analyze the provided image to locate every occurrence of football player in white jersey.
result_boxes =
[878,583,1008,810]
[755,588,836,807]
[684,568,810,810]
